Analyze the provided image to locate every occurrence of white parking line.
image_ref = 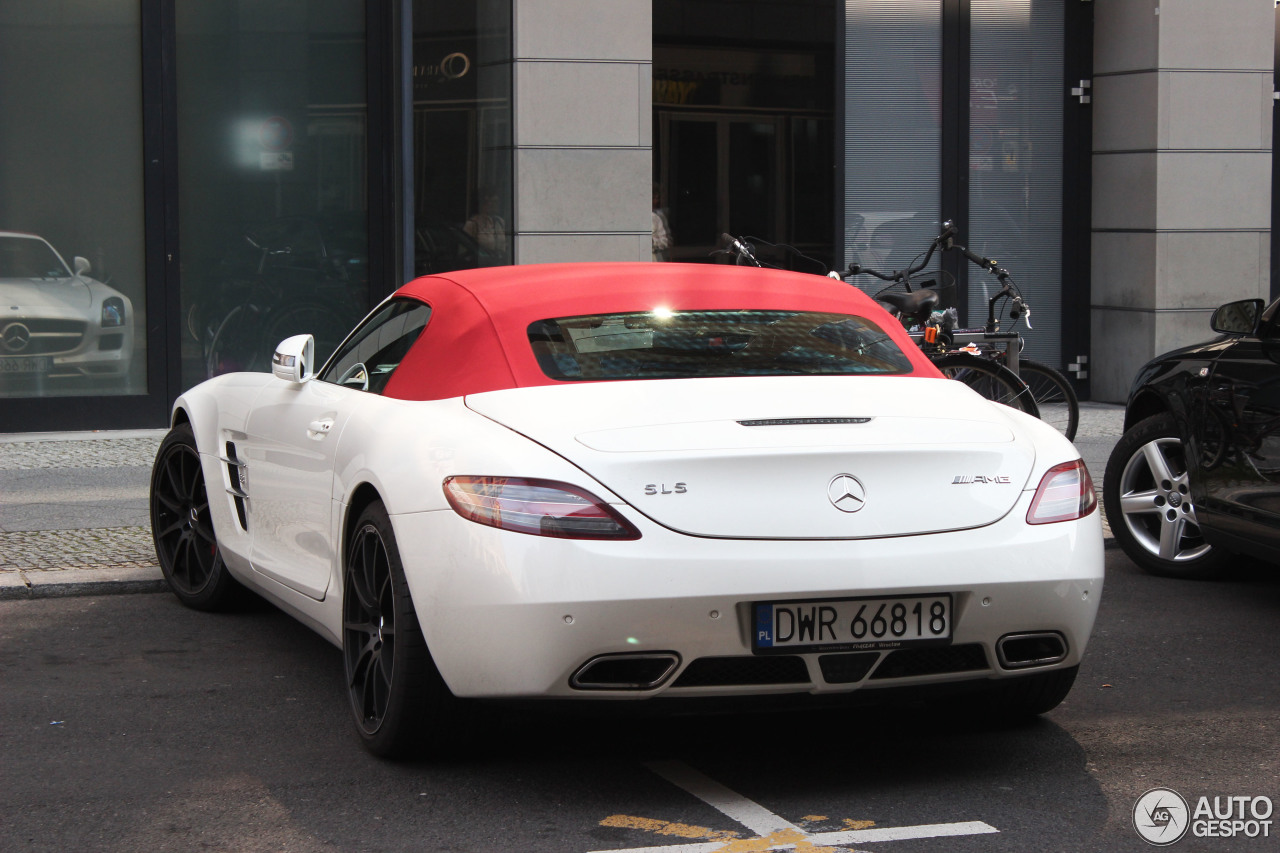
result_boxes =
[646,760,804,837]
[808,821,1000,845]
[587,761,999,853]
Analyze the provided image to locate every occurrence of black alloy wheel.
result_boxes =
[150,423,238,610]
[1103,412,1229,579]
[342,501,464,758]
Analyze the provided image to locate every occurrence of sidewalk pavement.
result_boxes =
[0,403,1127,601]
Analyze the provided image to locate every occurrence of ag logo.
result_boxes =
[1133,787,1190,846]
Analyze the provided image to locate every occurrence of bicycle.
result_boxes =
[722,230,1041,419]
[931,236,1080,440]
[197,228,364,379]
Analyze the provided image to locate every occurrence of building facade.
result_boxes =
[0,0,1273,433]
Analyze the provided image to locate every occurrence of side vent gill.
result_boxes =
[222,441,248,531]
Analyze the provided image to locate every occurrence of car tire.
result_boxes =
[1104,412,1229,579]
[150,423,240,611]
[342,500,466,759]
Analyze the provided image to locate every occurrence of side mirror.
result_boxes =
[74,256,91,277]
[271,334,315,383]
[1210,299,1264,336]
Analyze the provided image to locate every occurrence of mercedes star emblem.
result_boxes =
[2,322,32,353]
[827,474,867,513]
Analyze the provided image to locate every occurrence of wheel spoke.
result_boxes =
[348,637,379,688]
[1141,441,1176,484]
[344,617,377,636]
[163,456,185,502]
[157,517,186,539]
[189,532,213,584]
[1120,489,1161,515]
[350,543,379,614]
[363,654,386,719]
[173,533,193,585]
[378,643,394,686]
[1158,514,1187,561]
[193,519,217,546]
[155,489,183,514]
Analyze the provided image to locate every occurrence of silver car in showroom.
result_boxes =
[0,231,133,385]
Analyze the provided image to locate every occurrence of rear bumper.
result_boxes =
[393,492,1103,700]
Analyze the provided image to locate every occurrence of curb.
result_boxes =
[0,579,169,601]
[0,565,167,601]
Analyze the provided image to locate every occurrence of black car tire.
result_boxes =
[1104,412,1229,579]
[342,500,467,759]
[150,422,240,611]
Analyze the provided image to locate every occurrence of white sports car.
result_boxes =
[0,231,133,383]
[150,262,1103,757]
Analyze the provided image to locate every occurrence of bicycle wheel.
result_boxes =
[263,301,355,372]
[932,353,1039,418]
[1015,360,1079,441]
[206,305,267,378]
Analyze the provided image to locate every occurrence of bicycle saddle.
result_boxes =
[876,288,940,322]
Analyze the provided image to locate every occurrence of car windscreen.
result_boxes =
[528,309,913,380]
[0,238,70,279]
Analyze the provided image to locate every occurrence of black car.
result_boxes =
[1105,296,1280,578]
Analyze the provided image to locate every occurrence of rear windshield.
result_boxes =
[528,309,913,380]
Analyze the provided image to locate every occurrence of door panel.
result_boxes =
[1202,340,1280,528]
[241,378,361,600]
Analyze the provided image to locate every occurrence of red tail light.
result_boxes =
[1026,460,1097,525]
[443,476,641,540]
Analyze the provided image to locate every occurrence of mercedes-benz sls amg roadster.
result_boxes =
[150,262,1103,757]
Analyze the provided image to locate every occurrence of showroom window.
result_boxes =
[175,0,372,390]
[0,2,146,400]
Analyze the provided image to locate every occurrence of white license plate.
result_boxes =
[753,594,952,654]
[0,356,51,374]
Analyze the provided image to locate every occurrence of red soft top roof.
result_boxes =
[382,262,938,401]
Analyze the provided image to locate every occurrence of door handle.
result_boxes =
[307,418,334,436]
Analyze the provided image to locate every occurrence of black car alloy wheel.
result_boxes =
[342,501,463,758]
[344,515,399,737]
[150,423,238,610]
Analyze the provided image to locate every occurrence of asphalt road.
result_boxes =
[3,547,1278,853]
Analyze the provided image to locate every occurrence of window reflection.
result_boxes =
[176,1,370,389]
[413,1,513,274]
[0,2,145,398]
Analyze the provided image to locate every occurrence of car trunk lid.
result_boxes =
[465,376,1035,539]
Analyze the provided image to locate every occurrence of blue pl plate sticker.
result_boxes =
[755,603,774,648]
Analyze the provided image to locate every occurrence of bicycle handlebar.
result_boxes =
[842,220,1036,334]
[720,233,761,267]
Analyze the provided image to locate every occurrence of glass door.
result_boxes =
[969,0,1065,367]
[843,0,1074,370]
[660,114,784,264]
